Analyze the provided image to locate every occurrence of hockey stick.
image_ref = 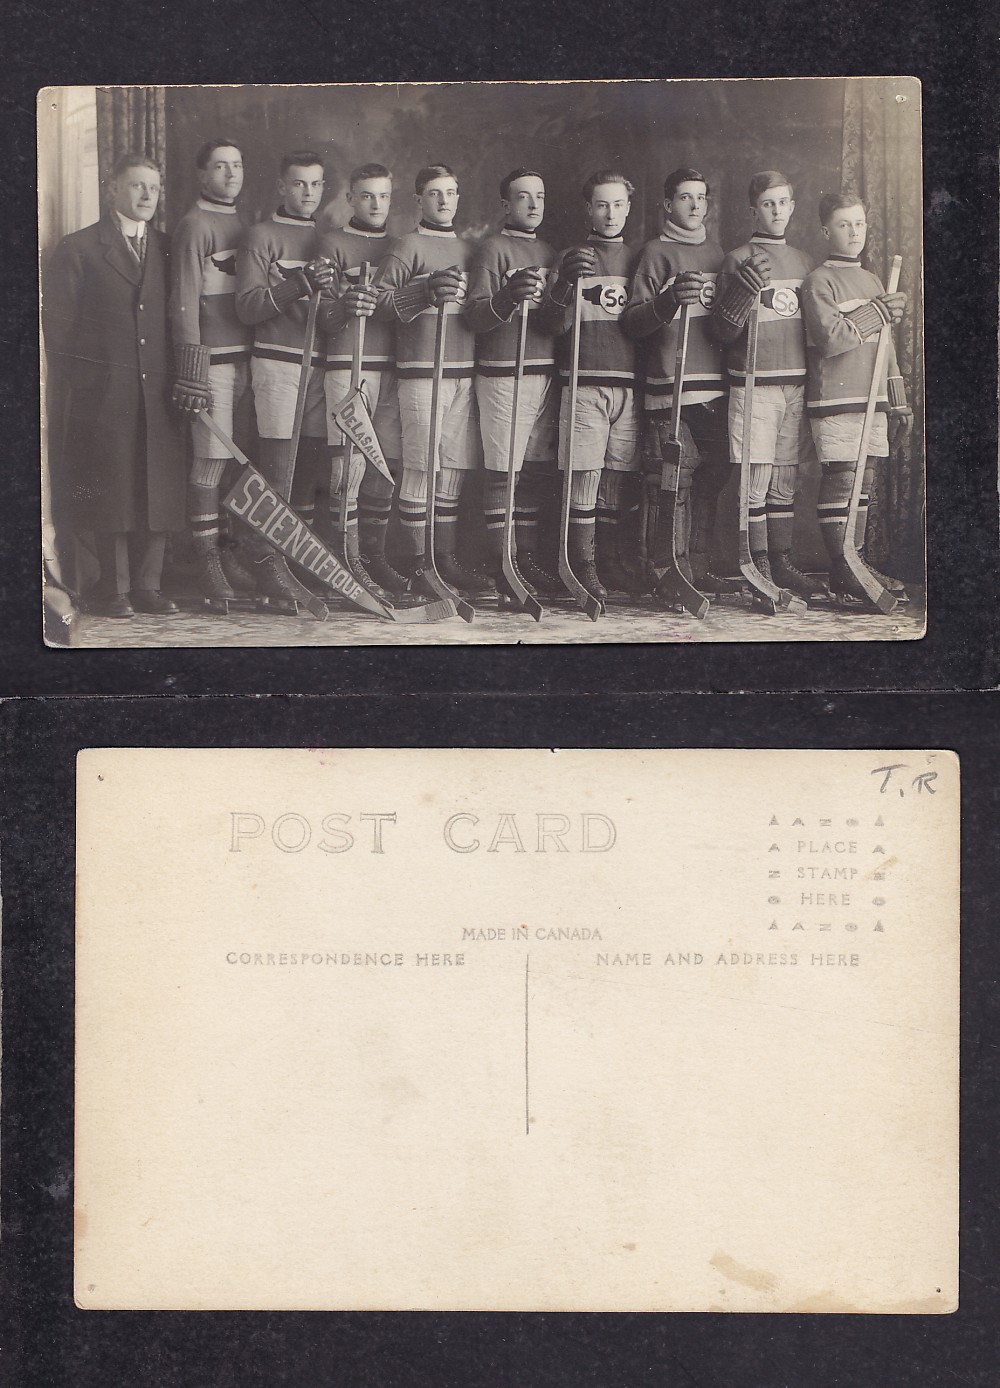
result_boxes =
[500,300,544,620]
[287,287,321,496]
[337,261,371,576]
[202,407,455,623]
[737,304,806,615]
[420,304,475,623]
[650,303,709,619]
[840,254,902,615]
[556,278,603,621]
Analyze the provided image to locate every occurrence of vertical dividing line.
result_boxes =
[524,954,530,1135]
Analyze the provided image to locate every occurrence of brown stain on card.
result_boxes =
[710,1251,777,1293]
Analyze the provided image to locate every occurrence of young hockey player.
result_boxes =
[800,192,910,604]
[318,163,407,598]
[536,169,640,604]
[712,170,818,606]
[234,150,335,606]
[169,139,255,604]
[373,163,492,599]
[466,168,561,598]
[622,166,734,600]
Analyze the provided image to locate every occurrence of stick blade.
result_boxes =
[386,599,458,624]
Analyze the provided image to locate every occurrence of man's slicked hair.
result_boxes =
[582,169,635,202]
[663,167,709,201]
[196,139,242,170]
[748,170,793,205]
[350,162,392,187]
[818,190,868,226]
[415,163,457,194]
[500,167,544,201]
[280,150,325,177]
[110,150,162,181]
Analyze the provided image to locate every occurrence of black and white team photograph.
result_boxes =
[38,78,925,647]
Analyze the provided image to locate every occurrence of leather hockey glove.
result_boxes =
[268,257,335,311]
[491,266,546,320]
[877,291,906,326]
[887,375,912,444]
[713,250,771,335]
[172,342,213,414]
[843,297,894,341]
[342,283,379,317]
[654,270,706,322]
[302,257,335,293]
[424,266,467,306]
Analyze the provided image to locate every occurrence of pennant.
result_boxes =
[223,465,387,618]
[332,386,394,482]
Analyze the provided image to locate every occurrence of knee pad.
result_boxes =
[400,467,428,506]
[436,466,465,501]
[748,462,773,508]
[570,469,600,508]
[190,456,228,488]
[597,468,625,508]
[767,464,796,506]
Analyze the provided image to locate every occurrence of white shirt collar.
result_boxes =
[115,211,146,238]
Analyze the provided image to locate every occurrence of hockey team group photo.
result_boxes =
[38,78,925,647]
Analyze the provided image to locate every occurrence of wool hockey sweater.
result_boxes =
[169,199,252,361]
[465,227,557,376]
[537,234,638,389]
[374,225,475,378]
[622,229,724,408]
[235,209,325,364]
[716,233,812,387]
[318,223,397,372]
[800,256,902,417]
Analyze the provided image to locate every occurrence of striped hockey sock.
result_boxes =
[817,461,855,559]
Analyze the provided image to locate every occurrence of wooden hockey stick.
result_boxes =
[840,254,902,614]
[650,303,709,619]
[500,300,544,620]
[337,261,371,572]
[287,288,321,497]
[421,304,475,623]
[556,278,603,621]
[737,304,806,615]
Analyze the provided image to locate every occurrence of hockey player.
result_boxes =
[318,163,407,598]
[712,170,818,606]
[169,138,255,605]
[466,168,561,598]
[622,166,734,600]
[373,164,492,599]
[235,150,335,607]
[800,192,910,604]
[536,170,640,604]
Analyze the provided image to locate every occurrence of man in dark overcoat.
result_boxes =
[44,150,186,616]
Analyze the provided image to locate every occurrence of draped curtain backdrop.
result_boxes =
[96,86,168,229]
[842,77,925,582]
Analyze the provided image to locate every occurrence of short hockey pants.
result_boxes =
[325,365,403,458]
[251,355,326,439]
[190,360,250,458]
[728,382,808,467]
[476,372,557,473]
[398,375,482,473]
[557,384,640,472]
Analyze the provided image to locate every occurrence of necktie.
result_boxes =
[128,233,145,264]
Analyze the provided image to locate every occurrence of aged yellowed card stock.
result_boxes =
[74,749,958,1312]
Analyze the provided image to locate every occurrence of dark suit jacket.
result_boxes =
[43,213,185,533]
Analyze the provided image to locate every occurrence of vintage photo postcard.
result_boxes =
[39,78,924,649]
[75,747,957,1312]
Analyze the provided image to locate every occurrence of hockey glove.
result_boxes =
[302,257,335,293]
[713,254,769,337]
[889,407,913,445]
[737,248,772,291]
[877,291,906,326]
[654,270,706,322]
[172,342,213,414]
[342,283,379,317]
[425,266,467,306]
[843,297,893,342]
[491,266,546,320]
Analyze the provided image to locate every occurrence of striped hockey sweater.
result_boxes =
[235,209,325,365]
[466,227,557,376]
[537,234,638,389]
[169,199,252,361]
[374,225,475,379]
[318,223,397,373]
[716,234,812,387]
[622,228,724,408]
[800,257,902,417]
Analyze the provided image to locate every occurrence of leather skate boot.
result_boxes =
[770,549,827,602]
[218,538,256,596]
[750,551,778,612]
[829,554,880,609]
[568,520,608,605]
[253,552,301,614]
[690,552,743,595]
[857,550,909,600]
[192,535,236,605]
[518,547,565,598]
[435,546,497,599]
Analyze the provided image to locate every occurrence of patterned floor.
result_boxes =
[64,586,926,648]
